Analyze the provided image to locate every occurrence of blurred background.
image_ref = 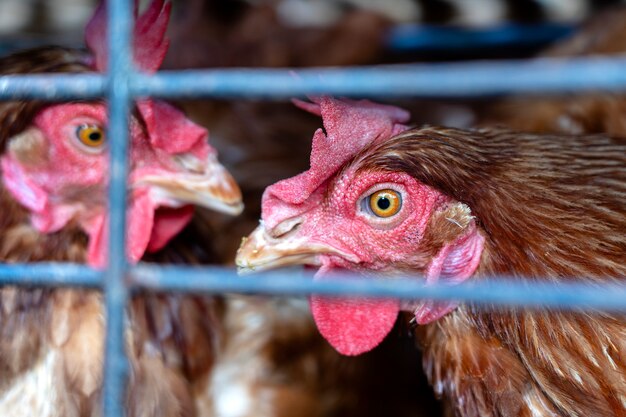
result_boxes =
[1,0,623,57]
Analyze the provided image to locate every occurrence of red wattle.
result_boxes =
[310,295,399,356]
[147,205,194,253]
[126,191,156,263]
[83,194,195,267]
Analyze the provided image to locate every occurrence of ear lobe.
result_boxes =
[1,153,48,213]
[426,226,485,285]
[2,152,86,233]
[7,128,48,166]
[421,202,485,285]
[426,224,485,288]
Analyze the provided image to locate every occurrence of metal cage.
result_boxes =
[0,1,625,416]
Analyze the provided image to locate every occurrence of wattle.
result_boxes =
[310,294,399,356]
[85,192,194,267]
[147,205,195,253]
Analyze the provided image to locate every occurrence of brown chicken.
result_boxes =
[0,1,243,416]
[237,97,626,416]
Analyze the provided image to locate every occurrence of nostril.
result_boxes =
[269,217,303,239]
[174,153,205,174]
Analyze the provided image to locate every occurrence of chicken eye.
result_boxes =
[368,189,402,218]
[76,125,105,149]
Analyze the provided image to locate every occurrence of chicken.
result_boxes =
[0,1,243,416]
[236,96,626,416]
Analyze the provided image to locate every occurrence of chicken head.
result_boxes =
[0,0,242,267]
[237,97,484,355]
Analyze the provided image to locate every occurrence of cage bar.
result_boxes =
[132,265,626,313]
[133,57,626,98]
[3,57,626,101]
[0,263,102,287]
[0,263,625,313]
[102,0,132,416]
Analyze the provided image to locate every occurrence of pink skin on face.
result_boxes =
[0,101,212,267]
[264,167,484,355]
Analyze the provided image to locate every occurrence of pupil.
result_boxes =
[88,131,101,142]
[377,196,391,210]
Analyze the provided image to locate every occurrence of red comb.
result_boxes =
[85,0,171,73]
[262,97,409,227]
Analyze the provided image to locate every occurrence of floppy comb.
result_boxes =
[85,0,171,73]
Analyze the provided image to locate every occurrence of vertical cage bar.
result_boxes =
[102,0,133,416]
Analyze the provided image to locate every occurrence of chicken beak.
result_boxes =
[236,223,356,274]
[137,153,243,216]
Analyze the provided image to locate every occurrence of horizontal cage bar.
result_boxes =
[0,263,625,312]
[2,57,626,100]
[0,263,102,287]
[131,265,626,312]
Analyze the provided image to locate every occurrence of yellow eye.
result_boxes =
[369,189,402,218]
[76,125,105,148]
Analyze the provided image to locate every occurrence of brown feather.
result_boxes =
[356,126,626,416]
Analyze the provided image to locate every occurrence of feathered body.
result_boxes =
[237,97,626,417]
[208,295,439,417]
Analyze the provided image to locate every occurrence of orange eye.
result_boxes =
[76,125,105,148]
[368,189,402,218]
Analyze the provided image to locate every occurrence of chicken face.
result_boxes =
[1,100,241,267]
[0,0,242,267]
[237,97,484,355]
[240,169,440,272]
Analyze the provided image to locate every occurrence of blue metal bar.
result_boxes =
[387,23,574,51]
[102,0,132,416]
[2,57,626,100]
[132,265,626,313]
[0,262,624,313]
[133,57,626,98]
[0,263,102,287]
[0,73,105,100]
